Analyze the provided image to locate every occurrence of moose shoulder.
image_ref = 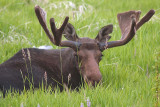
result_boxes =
[0,5,155,97]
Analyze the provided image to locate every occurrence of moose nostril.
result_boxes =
[89,78,102,87]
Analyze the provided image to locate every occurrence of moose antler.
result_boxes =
[35,5,69,46]
[105,9,155,48]
[35,5,155,51]
[35,5,80,50]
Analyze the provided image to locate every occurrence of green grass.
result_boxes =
[0,0,160,106]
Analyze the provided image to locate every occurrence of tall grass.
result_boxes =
[0,0,160,106]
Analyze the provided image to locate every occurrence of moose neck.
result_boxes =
[59,48,83,89]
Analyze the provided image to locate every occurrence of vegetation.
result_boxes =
[0,0,159,106]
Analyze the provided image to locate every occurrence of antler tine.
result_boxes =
[50,17,69,46]
[50,18,57,35]
[136,9,155,30]
[60,17,69,32]
[107,17,136,48]
[35,5,55,44]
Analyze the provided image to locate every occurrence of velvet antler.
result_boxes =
[105,9,155,49]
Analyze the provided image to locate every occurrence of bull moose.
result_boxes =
[0,5,155,97]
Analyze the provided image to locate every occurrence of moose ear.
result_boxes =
[95,24,113,42]
[63,23,79,41]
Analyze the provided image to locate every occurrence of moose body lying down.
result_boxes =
[0,5,155,97]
